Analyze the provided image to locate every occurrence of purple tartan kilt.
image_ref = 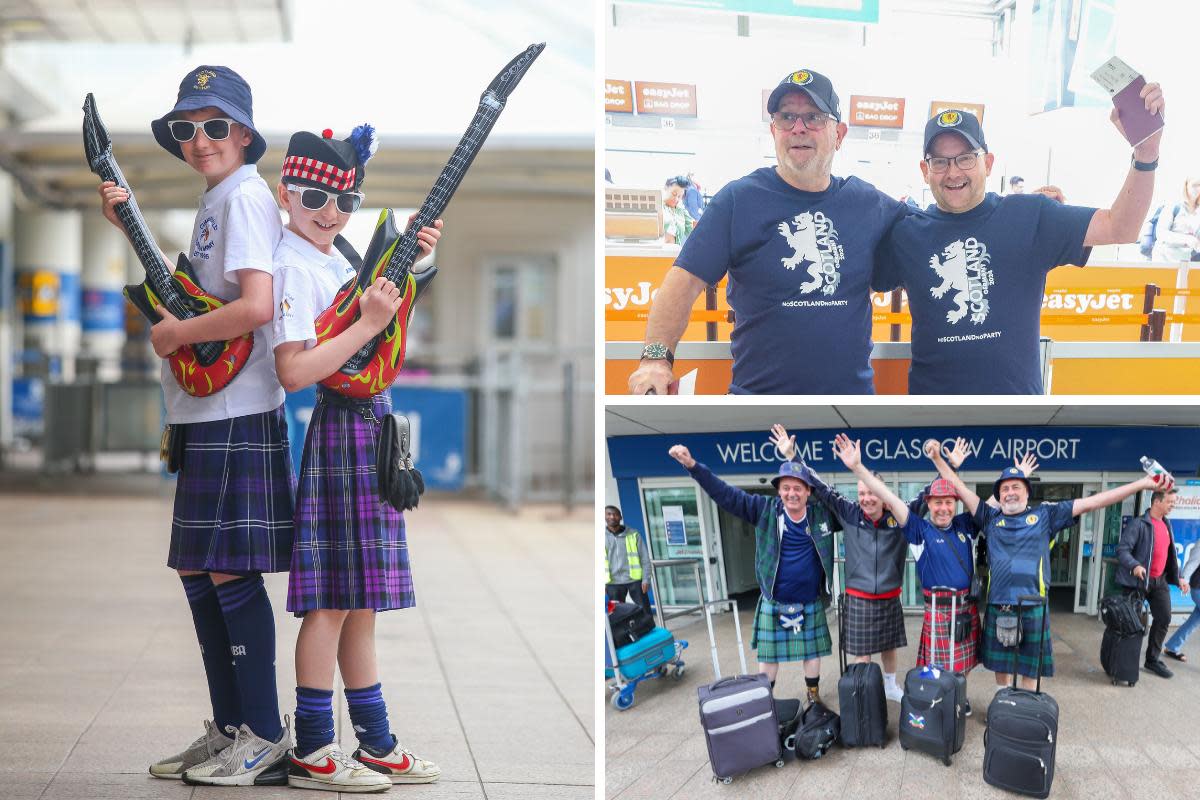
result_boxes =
[168,406,296,574]
[286,393,415,615]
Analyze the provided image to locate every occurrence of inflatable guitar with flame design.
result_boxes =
[317,42,545,399]
[82,93,252,398]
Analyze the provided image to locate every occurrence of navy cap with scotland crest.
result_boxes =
[151,65,267,164]
[281,125,377,193]
[924,109,987,156]
[766,69,841,121]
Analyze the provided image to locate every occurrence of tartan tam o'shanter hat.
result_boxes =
[281,125,378,192]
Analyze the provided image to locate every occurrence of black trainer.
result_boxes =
[1145,659,1174,678]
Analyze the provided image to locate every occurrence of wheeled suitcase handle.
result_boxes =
[1013,594,1050,693]
[928,585,960,674]
[704,599,749,680]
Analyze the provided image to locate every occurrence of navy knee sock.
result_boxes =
[345,683,393,751]
[181,574,241,731]
[294,686,335,757]
[215,575,283,742]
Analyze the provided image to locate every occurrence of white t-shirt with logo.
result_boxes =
[163,164,285,423]
[271,227,357,350]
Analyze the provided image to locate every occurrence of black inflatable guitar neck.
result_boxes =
[339,41,546,374]
[82,93,223,365]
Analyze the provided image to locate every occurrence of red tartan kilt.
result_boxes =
[916,591,981,673]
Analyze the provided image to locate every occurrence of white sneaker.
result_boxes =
[149,719,234,779]
[884,683,904,703]
[182,719,291,786]
[287,743,391,793]
[353,735,441,784]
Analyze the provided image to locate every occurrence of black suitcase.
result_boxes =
[837,594,887,748]
[982,595,1059,798]
[899,588,967,765]
[1100,625,1144,686]
[608,602,654,648]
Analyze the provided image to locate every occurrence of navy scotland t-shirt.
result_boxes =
[773,513,823,604]
[877,193,1095,394]
[676,168,907,394]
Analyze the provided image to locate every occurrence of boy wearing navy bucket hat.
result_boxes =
[97,65,294,785]
[668,443,840,705]
[270,126,444,792]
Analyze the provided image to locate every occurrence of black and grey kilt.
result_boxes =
[167,406,296,574]
[841,593,907,656]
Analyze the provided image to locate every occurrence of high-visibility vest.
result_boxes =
[605,530,643,583]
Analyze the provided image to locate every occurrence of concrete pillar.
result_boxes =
[80,215,127,381]
[0,170,13,451]
[15,209,83,383]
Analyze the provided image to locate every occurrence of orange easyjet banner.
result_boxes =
[606,250,1185,344]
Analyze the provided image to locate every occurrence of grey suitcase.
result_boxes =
[697,599,785,784]
[698,674,783,783]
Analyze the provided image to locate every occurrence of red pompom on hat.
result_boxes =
[322,128,333,139]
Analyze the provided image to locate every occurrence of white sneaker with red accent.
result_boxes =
[287,743,391,793]
[353,736,441,784]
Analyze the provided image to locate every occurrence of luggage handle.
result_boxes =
[703,598,748,681]
[838,592,847,676]
[1013,594,1050,694]
[929,586,959,673]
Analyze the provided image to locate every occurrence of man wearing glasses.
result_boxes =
[876,85,1164,394]
[628,69,908,394]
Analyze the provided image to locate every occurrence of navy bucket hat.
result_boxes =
[771,461,816,490]
[992,466,1032,500]
[151,65,266,164]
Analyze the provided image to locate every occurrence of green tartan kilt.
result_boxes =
[751,597,832,663]
[980,602,1055,679]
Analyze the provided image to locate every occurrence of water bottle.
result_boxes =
[1141,456,1173,488]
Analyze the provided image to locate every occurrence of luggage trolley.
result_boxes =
[604,557,702,710]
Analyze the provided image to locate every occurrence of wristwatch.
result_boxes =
[640,342,675,366]
[1132,155,1159,172]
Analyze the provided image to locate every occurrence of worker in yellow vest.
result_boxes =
[604,506,652,611]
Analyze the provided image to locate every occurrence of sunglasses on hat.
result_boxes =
[167,117,238,143]
[286,184,364,214]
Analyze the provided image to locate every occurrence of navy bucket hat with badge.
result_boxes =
[766,69,841,120]
[152,65,267,164]
[992,466,1032,500]
[771,461,816,490]
[923,109,987,156]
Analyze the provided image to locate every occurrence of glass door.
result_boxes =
[1074,482,1102,613]
[640,483,709,609]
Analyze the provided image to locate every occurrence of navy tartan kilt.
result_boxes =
[287,394,415,615]
[751,597,832,662]
[841,593,907,656]
[981,602,1054,678]
[168,406,295,574]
